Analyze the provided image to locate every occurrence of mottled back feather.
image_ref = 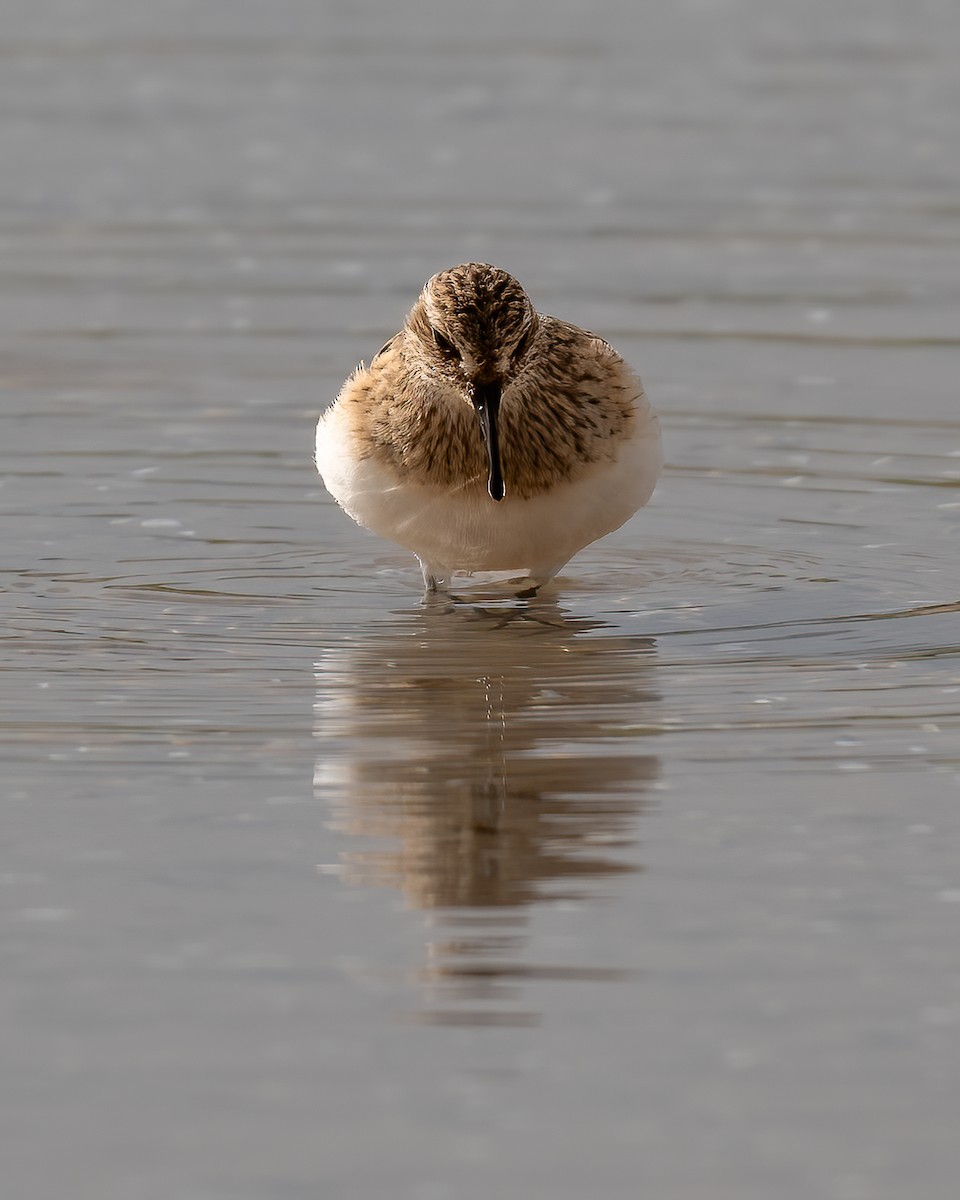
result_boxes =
[334,264,644,501]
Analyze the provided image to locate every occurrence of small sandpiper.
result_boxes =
[315,263,662,596]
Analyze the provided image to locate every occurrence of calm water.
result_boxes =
[3,2,960,1197]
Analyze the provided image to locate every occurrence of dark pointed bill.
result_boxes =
[472,383,505,501]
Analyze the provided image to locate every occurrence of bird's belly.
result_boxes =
[317,408,662,573]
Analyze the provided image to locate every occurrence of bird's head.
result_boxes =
[405,263,539,501]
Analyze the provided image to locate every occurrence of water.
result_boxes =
[3,2,960,1197]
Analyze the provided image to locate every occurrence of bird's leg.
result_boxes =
[515,562,565,600]
[418,557,452,596]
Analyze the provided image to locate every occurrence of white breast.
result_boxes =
[316,401,662,580]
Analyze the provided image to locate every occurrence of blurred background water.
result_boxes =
[2,1,960,1197]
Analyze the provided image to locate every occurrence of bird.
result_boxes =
[315,262,662,597]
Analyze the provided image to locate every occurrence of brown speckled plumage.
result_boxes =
[333,263,642,501]
[317,262,662,593]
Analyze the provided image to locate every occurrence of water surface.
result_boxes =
[3,2,960,1198]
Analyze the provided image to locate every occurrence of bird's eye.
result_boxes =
[432,328,459,359]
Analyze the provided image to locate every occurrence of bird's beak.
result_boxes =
[472,382,505,501]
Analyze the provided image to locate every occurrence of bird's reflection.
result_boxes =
[313,599,662,1024]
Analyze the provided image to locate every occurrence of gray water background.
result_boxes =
[3,1,960,1197]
